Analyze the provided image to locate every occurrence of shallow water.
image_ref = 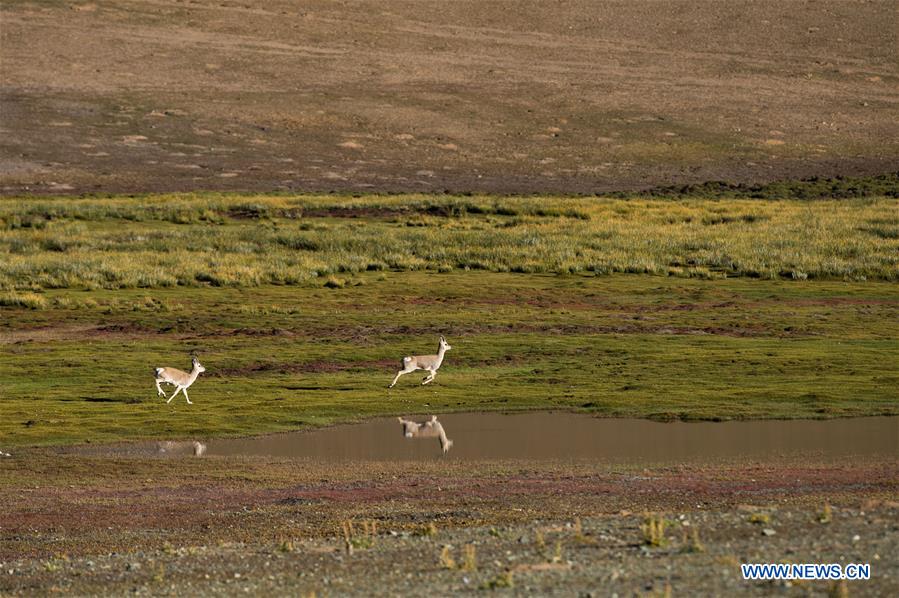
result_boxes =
[194,412,898,462]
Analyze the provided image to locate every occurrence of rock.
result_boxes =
[762,528,776,536]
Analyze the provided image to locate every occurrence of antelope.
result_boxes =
[154,356,206,404]
[398,415,454,453]
[388,336,452,388]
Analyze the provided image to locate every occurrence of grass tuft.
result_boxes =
[641,513,668,547]
[480,570,514,590]
[748,513,771,525]
[680,526,705,553]
[439,545,456,569]
[341,519,377,554]
[461,544,477,571]
[0,291,47,309]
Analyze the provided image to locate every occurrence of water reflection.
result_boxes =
[76,413,899,462]
[156,440,207,456]
[398,416,454,454]
[198,413,897,462]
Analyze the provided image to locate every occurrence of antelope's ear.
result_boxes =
[397,417,404,423]
[440,335,446,342]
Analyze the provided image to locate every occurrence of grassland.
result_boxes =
[1,193,897,446]
[1,194,897,294]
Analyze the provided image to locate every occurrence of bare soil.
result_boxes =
[2,0,898,196]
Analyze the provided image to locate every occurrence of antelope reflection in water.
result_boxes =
[398,416,453,454]
[156,440,207,456]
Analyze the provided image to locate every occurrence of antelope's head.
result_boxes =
[192,356,207,374]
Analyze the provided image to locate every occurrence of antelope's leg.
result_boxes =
[389,370,407,388]
[166,386,182,404]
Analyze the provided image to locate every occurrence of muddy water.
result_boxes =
[200,413,898,462]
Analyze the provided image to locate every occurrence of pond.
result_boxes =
[182,412,898,462]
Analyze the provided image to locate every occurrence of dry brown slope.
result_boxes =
[1,0,897,195]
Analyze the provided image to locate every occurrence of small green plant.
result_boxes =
[341,519,377,554]
[277,537,295,553]
[341,521,353,555]
[748,512,771,525]
[413,522,439,537]
[551,539,563,563]
[818,503,833,524]
[535,529,545,551]
[461,544,477,572]
[42,560,61,572]
[681,526,705,553]
[480,570,514,590]
[641,513,668,547]
[572,517,595,544]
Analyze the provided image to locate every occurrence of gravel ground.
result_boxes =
[3,506,897,596]
[1,453,897,595]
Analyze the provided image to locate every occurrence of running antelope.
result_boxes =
[388,336,452,388]
[398,416,454,453]
[154,356,206,404]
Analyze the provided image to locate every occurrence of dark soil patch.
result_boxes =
[299,207,408,219]
[94,323,161,335]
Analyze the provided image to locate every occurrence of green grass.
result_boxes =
[1,193,897,291]
[1,271,896,447]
